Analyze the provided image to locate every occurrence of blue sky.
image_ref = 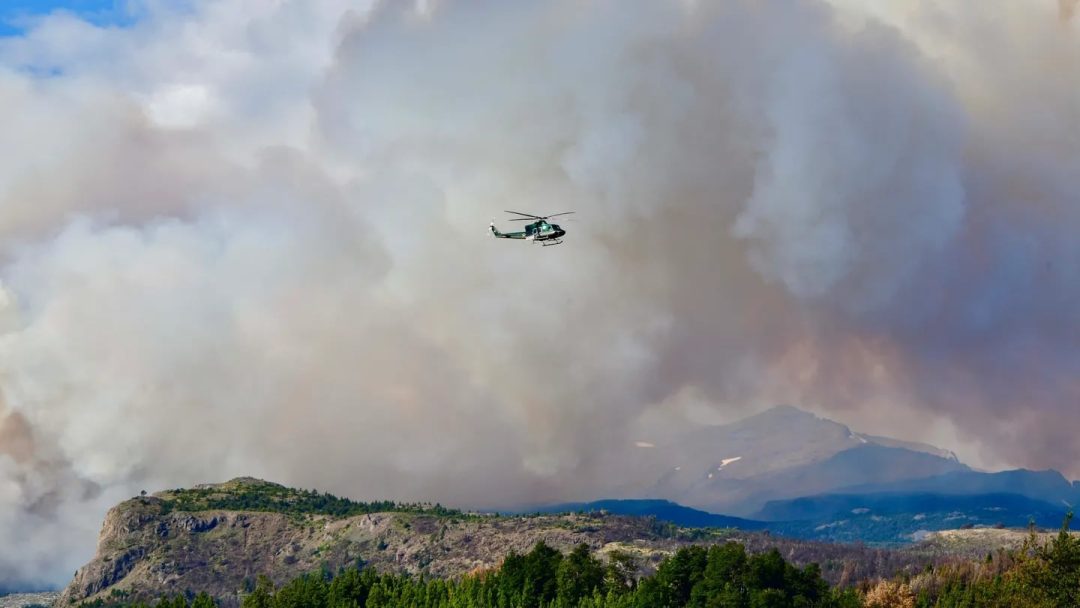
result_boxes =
[0,1,134,36]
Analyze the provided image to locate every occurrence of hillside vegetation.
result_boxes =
[71,515,1080,607]
[156,478,465,519]
[865,514,1080,607]
[62,478,1080,607]
[74,541,861,608]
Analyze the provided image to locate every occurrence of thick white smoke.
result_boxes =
[0,0,1077,590]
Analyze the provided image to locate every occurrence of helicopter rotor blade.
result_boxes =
[504,210,575,221]
[504,210,544,219]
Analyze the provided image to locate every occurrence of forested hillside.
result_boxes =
[74,541,861,608]
[156,478,465,519]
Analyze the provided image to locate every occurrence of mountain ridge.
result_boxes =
[59,478,943,606]
[606,405,972,514]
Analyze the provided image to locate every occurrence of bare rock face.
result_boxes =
[59,494,321,606]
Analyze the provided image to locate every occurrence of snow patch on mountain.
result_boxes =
[718,457,743,469]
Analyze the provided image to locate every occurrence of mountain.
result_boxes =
[721,444,970,513]
[518,406,1077,544]
[59,478,688,605]
[598,405,969,514]
[60,478,952,606]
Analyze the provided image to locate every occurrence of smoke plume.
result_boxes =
[1062,0,1080,21]
[0,0,1077,590]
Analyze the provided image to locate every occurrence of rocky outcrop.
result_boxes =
[58,485,688,607]
[57,478,945,607]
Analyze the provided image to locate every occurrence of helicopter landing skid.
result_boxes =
[540,239,563,247]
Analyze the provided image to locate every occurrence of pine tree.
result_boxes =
[556,544,605,607]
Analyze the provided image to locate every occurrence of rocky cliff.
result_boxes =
[58,479,693,606]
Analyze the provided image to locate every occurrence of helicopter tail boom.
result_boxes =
[490,221,530,239]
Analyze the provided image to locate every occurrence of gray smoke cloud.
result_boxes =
[1063,0,1080,20]
[0,0,1077,590]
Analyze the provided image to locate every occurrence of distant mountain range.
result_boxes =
[520,492,1070,545]
[588,405,969,515]
[528,405,1077,544]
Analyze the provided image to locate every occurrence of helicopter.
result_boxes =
[489,210,574,246]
